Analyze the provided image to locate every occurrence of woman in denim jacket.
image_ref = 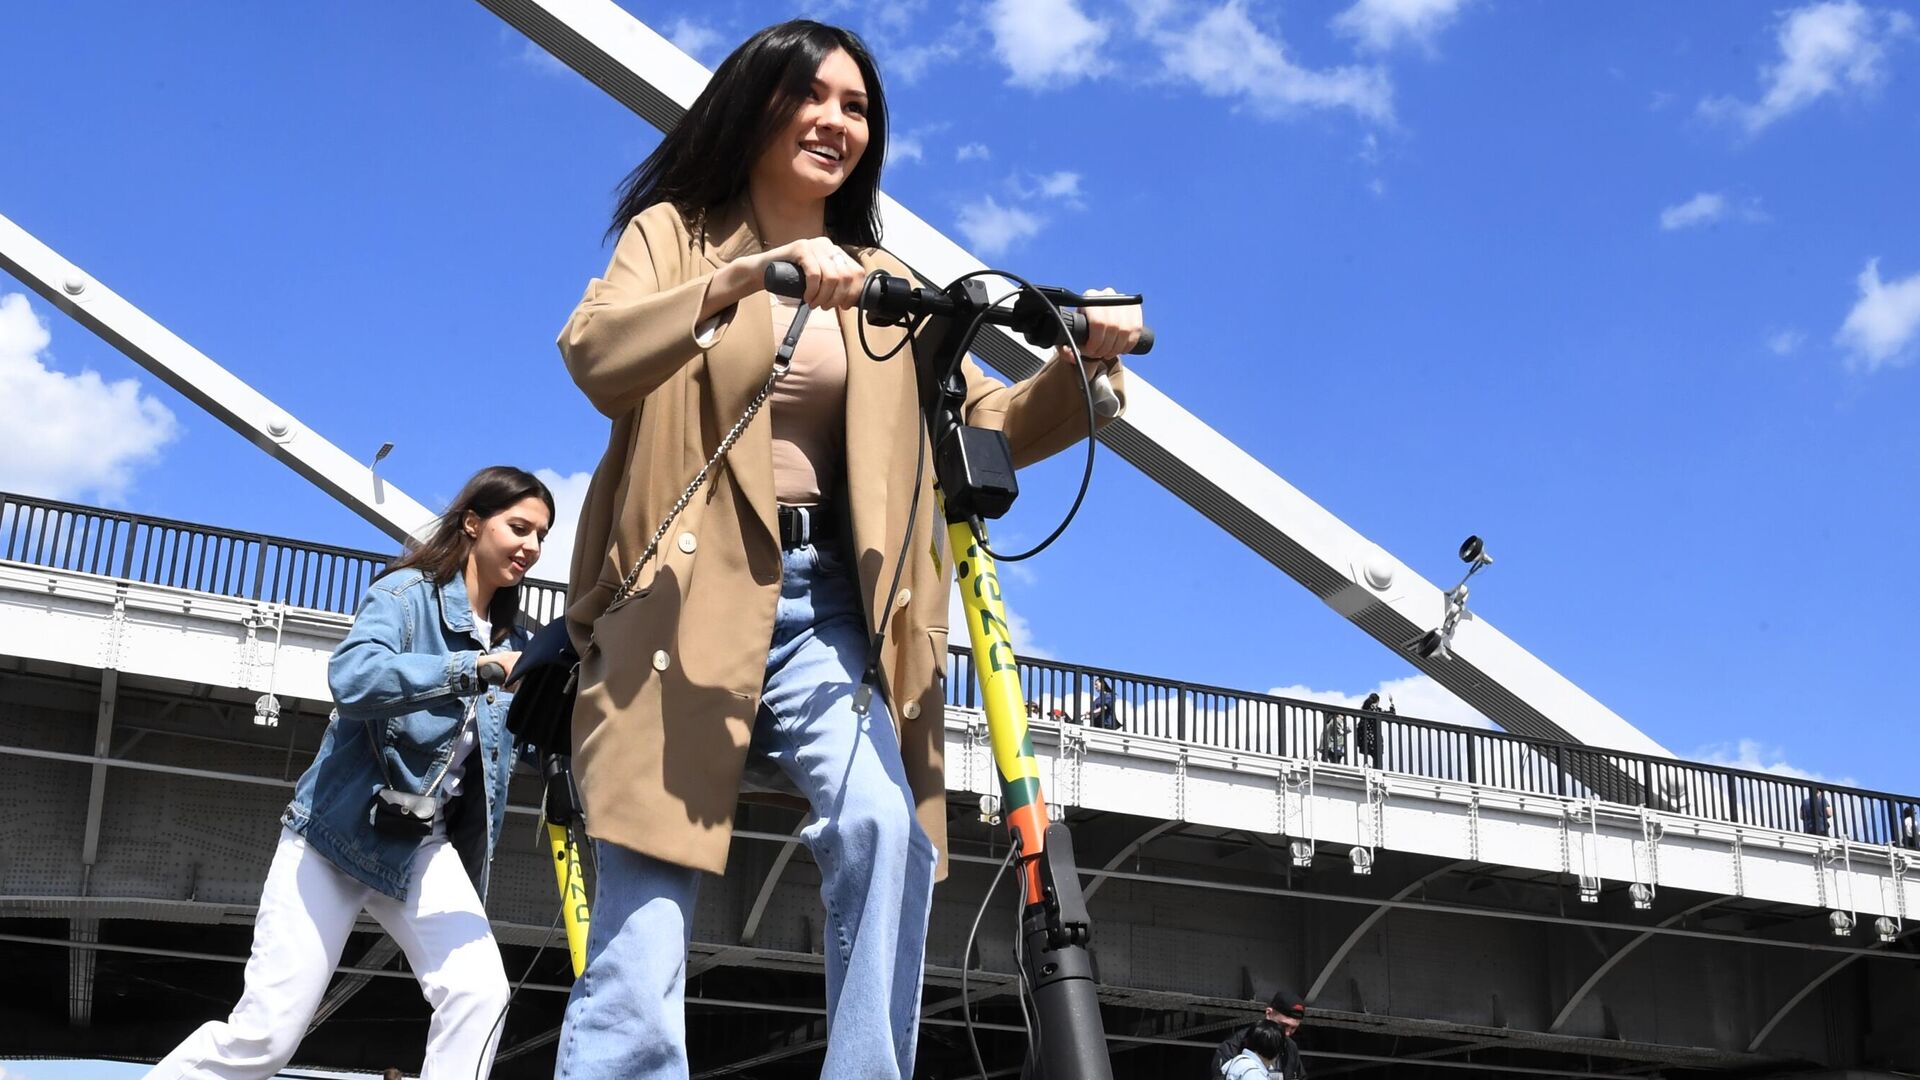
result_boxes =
[148,466,554,1080]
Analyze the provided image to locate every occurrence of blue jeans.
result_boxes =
[554,543,938,1080]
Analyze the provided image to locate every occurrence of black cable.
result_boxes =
[474,824,572,1080]
[852,396,927,714]
[1012,858,1042,1076]
[963,840,1018,1080]
[956,269,1103,564]
[855,268,928,363]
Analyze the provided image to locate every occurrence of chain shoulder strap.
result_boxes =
[603,300,810,615]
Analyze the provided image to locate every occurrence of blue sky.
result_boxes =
[2,0,1917,797]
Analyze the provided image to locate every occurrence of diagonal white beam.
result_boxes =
[0,213,433,547]
[471,0,1668,758]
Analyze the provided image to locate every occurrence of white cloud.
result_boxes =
[956,142,992,162]
[514,40,572,78]
[1768,328,1806,355]
[1268,673,1492,729]
[1126,0,1182,33]
[1694,738,1854,787]
[1699,1,1916,134]
[531,467,591,576]
[888,132,925,168]
[947,587,1054,661]
[1659,192,1729,230]
[1034,171,1082,199]
[1157,1,1395,123]
[955,196,1045,257]
[0,293,178,503]
[1835,257,1920,372]
[887,40,967,84]
[1331,0,1473,54]
[1011,170,1085,206]
[987,0,1113,89]
[1658,191,1768,230]
[664,17,727,66]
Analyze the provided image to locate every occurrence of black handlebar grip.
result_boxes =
[1063,312,1156,356]
[764,261,807,298]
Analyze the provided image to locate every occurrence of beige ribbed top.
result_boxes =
[767,293,849,505]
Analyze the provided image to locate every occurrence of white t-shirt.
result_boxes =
[439,612,491,800]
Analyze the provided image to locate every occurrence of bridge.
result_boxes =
[3,490,1915,1078]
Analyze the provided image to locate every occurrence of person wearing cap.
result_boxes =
[1210,989,1307,1078]
[1221,1020,1289,1079]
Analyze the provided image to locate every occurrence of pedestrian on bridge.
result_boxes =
[146,467,555,1080]
[1802,789,1834,837]
[1318,711,1349,764]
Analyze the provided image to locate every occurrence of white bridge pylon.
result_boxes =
[1,0,1667,758]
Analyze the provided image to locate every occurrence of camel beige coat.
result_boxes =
[559,201,1124,878]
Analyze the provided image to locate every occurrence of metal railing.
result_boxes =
[946,648,1920,848]
[0,490,569,627]
[7,490,1914,849]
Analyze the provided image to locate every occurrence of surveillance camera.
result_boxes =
[1413,629,1452,661]
[1289,839,1314,868]
[1829,911,1855,937]
[1874,916,1899,944]
[1459,535,1493,567]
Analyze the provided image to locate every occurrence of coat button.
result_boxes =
[895,588,912,609]
[902,701,921,720]
[678,532,697,554]
[653,650,671,671]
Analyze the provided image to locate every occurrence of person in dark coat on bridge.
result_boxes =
[1354,692,1386,769]
[1801,789,1834,837]
[1087,677,1119,729]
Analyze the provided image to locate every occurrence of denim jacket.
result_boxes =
[282,569,526,900]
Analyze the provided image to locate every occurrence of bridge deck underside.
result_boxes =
[3,663,1917,1077]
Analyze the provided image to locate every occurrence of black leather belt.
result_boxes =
[777,504,838,550]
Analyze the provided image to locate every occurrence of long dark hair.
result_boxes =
[605,20,888,247]
[384,466,555,643]
[1243,1019,1288,1059]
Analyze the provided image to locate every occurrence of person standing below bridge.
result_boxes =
[1220,1020,1294,1079]
[146,467,554,1080]
[548,18,1141,1080]
[1212,990,1309,1078]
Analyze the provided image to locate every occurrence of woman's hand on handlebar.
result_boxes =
[752,238,865,310]
[1073,288,1143,361]
[704,237,865,322]
[483,651,522,686]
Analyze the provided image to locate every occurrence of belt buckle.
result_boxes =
[783,505,810,548]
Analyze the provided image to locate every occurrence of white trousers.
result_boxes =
[147,827,509,1080]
